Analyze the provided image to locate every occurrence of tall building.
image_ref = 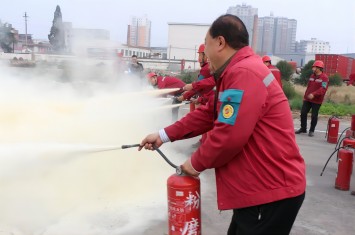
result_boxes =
[257,15,297,55]
[227,3,258,50]
[127,16,151,47]
[257,15,275,55]
[299,38,330,54]
[273,17,297,54]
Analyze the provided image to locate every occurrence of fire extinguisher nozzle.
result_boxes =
[121,144,141,149]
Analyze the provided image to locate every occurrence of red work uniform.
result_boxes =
[156,76,185,96]
[347,73,355,86]
[163,46,306,210]
[183,63,215,105]
[304,73,329,104]
[267,64,282,87]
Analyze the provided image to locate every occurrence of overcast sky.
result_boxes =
[0,0,354,54]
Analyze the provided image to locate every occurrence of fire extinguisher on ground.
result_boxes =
[335,148,354,190]
[321,143,354,191]
[326,116,340,144]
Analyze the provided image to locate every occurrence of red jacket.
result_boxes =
[348,73,355,86]
[164,46,306,210]
[304,73,329,104]
[197,62,211,80]
[267,64,282,87]
[156,76,185,96]
[183,63,215,105]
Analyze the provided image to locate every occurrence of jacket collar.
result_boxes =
[213,46,255,81]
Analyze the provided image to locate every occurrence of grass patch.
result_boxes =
[319,102,355,116]
[290,85,355,116]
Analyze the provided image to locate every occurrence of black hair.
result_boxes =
[209,14,249,50]
[132,55,138,58]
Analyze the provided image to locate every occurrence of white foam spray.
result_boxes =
[0,62,189,235]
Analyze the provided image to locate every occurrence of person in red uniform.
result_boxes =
[177,44,214,105]
[262,55,282,87]
[295,60,329,137]
[140,14,306,235]
[347,73,355,86]
[146,72,186,122]
[177,44,215,147]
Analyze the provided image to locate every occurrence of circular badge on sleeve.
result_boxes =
[222,104,234,119]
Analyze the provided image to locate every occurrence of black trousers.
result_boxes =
[300,101,322,132]
[227,192,305,235]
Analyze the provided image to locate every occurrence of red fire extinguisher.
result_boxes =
[335,148,354,191]
[343,138,355,148]
[152,147,201,235]
[351,114,355,138]
[167,171,201,235]
[326,116,340,144]
[122,144,202,234]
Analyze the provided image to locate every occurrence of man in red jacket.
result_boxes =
[262,55,282,87]
[177,43,214,106]
[177,44,215,147]
[347,73,355,86]
[295,60,329,137]
[140,14,305,235]
[146,72,185,122]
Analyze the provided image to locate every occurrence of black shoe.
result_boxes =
[295,129,307,134]
[308,131,314,137]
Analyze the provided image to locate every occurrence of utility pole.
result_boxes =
[23,12,29,50]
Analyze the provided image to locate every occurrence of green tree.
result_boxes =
[328,73,343,86]
[0,22,16,53]
[276,60,293,81]
[294,60,314,86]
[48,5,66,52]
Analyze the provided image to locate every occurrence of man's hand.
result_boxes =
[190,97,200,105]
[176,95,184,102]
[139,132,163,151]
[184,84,193,91]
[307,93,314,100]
[180,158,200,177]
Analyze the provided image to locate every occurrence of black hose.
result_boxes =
[121,144,178,169]
[335,127,350,151]
[320,146,345,176]
[153,146,178,169]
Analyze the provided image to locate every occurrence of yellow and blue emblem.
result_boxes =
[218,89,244,125]
[222,104,234,119]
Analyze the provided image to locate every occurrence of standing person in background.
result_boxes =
[262,55,282,87]
[295,60,329,137]
[140,14,306,235]
[128,55,144,78]
[346,73,355,86]
[146,72,185,122]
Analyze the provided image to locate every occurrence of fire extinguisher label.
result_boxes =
[168,190,201,234]
[331,124,336,127]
